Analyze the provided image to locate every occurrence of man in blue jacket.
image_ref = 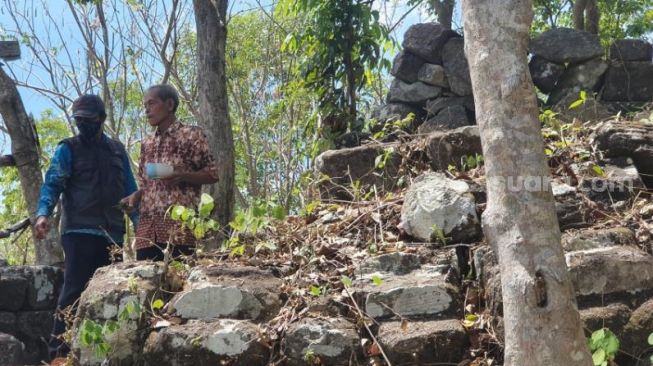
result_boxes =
[33,94,138,362]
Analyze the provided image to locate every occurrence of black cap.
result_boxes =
[72,94,105,119]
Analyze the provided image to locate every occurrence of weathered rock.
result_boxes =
[0,312,16,335]
[0,257,7,267]
[378,319,467,364]
[171,265,282,321]
[334,131,371,149]
[594,121,653,187]
[562,227,637,252]
[547,57,608,105]
[529,55,565,93]
[425,125,483,171]
[315,143,401,200]
[284,317,359,366]
[529,28,603,64]
[15,311,52,344]
[370,103,424,133]
[391,50,425,83]
[402,23,460,64]
[575,157,645,203]
[0,270,28,311]
[620,299,653,363]
[399,172,481,243]
[579,303,631,335]
[418,105,471,134]
[552,89,612,123]
[442,37,472,96]
[357,252,422,276]
[72,262,166,366]
[22,266,63,310]
[388,79,442,104]
[425,96,474,117]
[353,268,460,319]
[566,246,653,298]
[143,319,268,366]
[609,39,653,62]
[417,63,449,87]
[552,182,589,230]
[0,332,23,366]
[602,62,653,101]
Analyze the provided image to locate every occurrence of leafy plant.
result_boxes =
[169,193,220,241]
[588,328,620,366]
[569,90,588,110]
[371,274,383,286]
[225,200,286,256]
[430,224,447,246]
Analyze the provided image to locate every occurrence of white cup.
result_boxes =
[145,163,174,179]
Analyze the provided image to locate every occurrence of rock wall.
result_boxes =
[0,264,63,365]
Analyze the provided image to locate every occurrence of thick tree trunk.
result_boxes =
[574,0,599,34]
[0,66,63,265]
[461,1,592,365]
[430,0,455,30]
[193,0,235,246]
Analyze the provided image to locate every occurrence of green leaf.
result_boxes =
[592,165,605,176]
[544,148,554,156]
[592,349,606,366]
[341,275,352,287]
[198,193,214,218]
[569,99,584,110]
[152,299,165,310]
[580,90,588,100]
[648,332,653,345]
[171,205,185,221]
[371,274,383,286]
[309,285,322,296]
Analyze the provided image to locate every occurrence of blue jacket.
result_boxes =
[37,134,139,243]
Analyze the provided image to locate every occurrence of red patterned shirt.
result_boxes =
[135,120,217,249]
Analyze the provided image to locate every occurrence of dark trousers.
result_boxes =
[48,234,118,360]
[136,245,194,261]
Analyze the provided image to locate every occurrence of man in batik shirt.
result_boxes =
[122,84,218,260]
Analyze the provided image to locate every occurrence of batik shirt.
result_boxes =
[134,120,217,249]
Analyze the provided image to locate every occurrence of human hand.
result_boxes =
[34,216,49,240]
[160,170,188,185]
[119,191,142,213]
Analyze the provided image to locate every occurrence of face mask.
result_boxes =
[76,121,102,141]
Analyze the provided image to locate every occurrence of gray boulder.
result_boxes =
[315,143,401,200]
[620,299,653,363]
[552,89,612,123]
[529,55,565,93]
[388,79,442,104]
[609,39,653,62]
[352,268,460,319]
[547,57,608,105]
[602,61,653,101]
[391,50,425,83]
[0,333,23,366]
[370,103,423,134]
[399,172,481,243]
[580,303,631,335]
[0,312,16,335]
[562,227,637,252]
[566,246,653,297]
[171,265,282,321]
[402,23,460,64]
[378,319,467,364]
[357,252,422,276]
[425,125,482,172]
[284,317,359,366]
[552,182,589,230]
[425,96,474,117]
[418,105,471,134]
[529,28,603,64]
[442,37,472,96]
[143,319,269,366]
[0,270,28,311]
[417,63,449,87]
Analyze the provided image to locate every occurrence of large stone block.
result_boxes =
[143,319,269,366]
[602,62,653,101]
[391,50,425,83]
[547,57,608,106]
[0,332,23,366]
[284,317,359,366]
[402,23,460,64]
[0,270,28,311]
[399,172,481,243]
[417,63,449,87]
[424,125,482,172]
[609,39,653,62]
[171,265,282,321]
[388,79,442,104]
[529,28,603,64]
[378,319,467,364]
[417,105,471,134]
[442,37,472,96]
[562,227,636,252]
[529,55,565,93]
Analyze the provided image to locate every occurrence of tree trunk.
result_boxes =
[430,0,455,29]
[193,0,235,246]
[461,1,592,365]
[574,0,599,34]
[0,66,63,265]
